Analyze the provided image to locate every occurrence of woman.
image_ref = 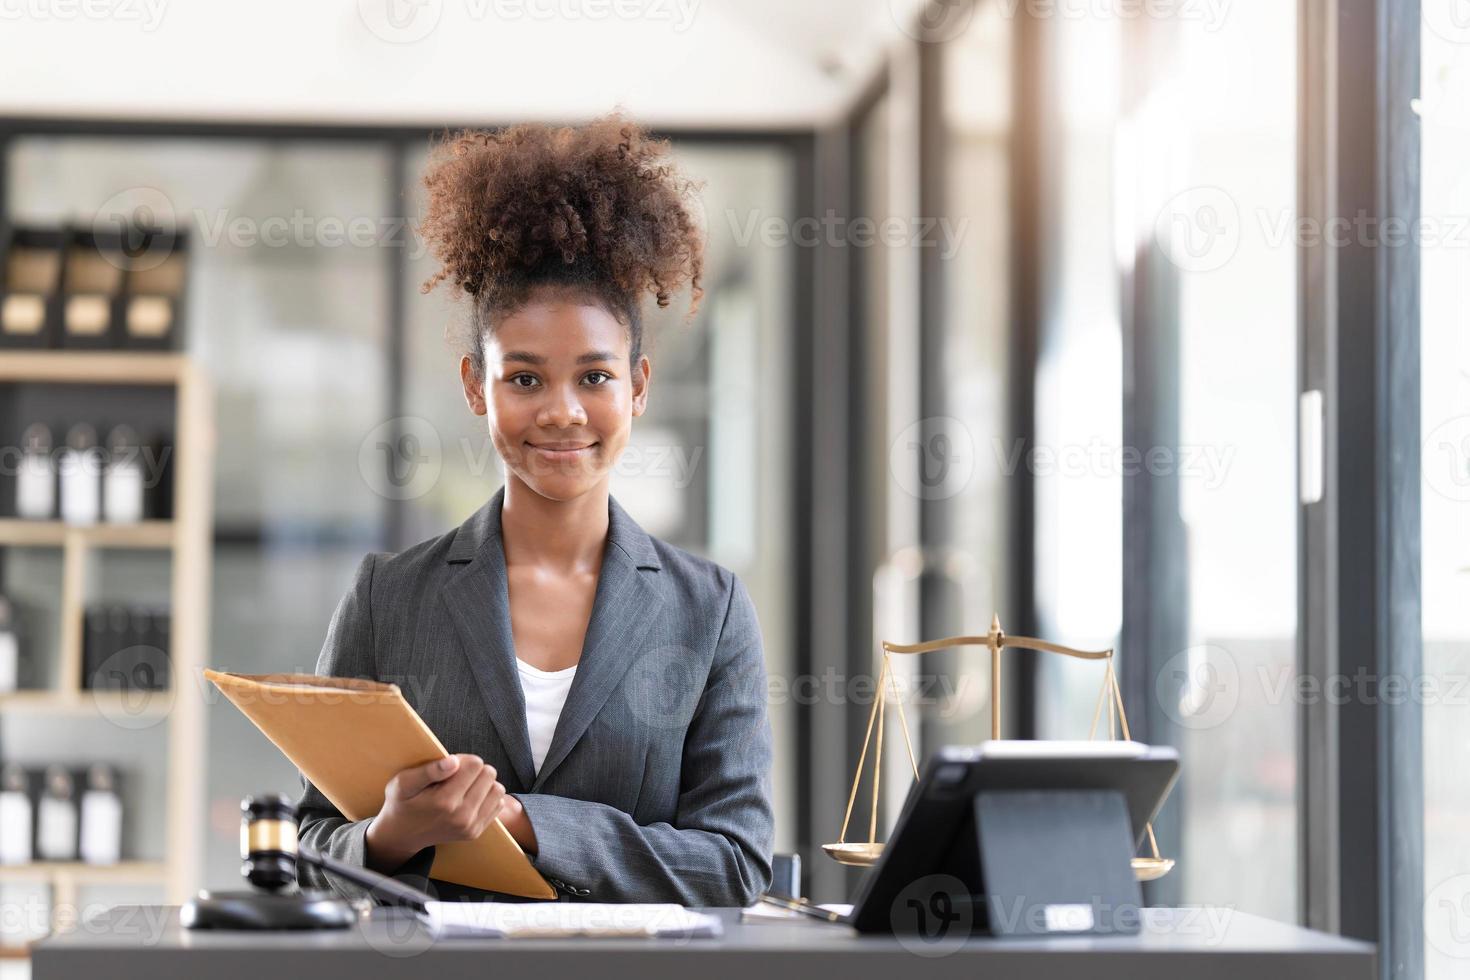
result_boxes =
[295,116,774,908]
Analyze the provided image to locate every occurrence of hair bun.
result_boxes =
[418,114,704,321]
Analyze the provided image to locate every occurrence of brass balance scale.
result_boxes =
[822,614,1175,883]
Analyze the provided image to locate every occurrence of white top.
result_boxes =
[517,659,577,776]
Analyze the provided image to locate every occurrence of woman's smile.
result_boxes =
[526,440,598,460]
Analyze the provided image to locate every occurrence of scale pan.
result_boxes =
[822,842,884,867]
[1132,857,1175,882]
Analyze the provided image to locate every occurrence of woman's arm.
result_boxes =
[514,574,775,907]
[293,554,436,896]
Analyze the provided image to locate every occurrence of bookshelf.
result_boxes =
[0,351,214,955]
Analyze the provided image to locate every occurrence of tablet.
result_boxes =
[847,740,1180,934]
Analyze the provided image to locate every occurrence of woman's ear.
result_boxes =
[461,355,487,416]
[630,355,652,417]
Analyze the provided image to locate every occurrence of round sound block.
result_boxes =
[181,890,357,931]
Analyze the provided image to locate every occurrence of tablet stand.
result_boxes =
[884,787,1143,939]
[975,788,1143,936]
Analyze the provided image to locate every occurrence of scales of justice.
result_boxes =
[823,614,1175,882]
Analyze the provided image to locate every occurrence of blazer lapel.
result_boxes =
[440,487,666,794]
[531,495,664,791]
[440,487,538,791]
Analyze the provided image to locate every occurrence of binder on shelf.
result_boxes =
[0,764,35,866]
[203,669,556,900]
[59,423,103,526]
[59,229,126,350]
[103,425,147,524]
[36,765,78,862]
[15,423,57,520]
[82,606,111,689]
[83,605,170,691]
[145,432,175,521]
[117,228,187,351]
[0,227,65,349]
[79,764,123,866]
[146,611,171,690]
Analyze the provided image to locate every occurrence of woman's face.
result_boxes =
[461,293,650,503]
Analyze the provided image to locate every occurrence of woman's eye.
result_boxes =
[510,374,540,389]
[583,371,612,386]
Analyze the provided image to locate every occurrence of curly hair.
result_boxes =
[418,114,705,379]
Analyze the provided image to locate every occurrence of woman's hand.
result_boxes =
[364,754,508,873]
[498,793,538,854]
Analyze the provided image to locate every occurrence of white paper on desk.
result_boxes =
[423,902,723,939]
[740,902,853,922]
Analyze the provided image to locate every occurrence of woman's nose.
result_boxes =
[537,385,588,427]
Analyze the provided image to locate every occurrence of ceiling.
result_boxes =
[0,0,931,129]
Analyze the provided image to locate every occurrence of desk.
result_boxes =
[34,905,1374,980]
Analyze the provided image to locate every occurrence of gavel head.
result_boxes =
[240,794,299,893]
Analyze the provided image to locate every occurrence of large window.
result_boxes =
[1421,15,1470,980]
[1032,7,1124,738]
[1163,3,1298,922]
[1020,4,1299,921]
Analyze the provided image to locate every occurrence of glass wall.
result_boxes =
[1421,15,1470,979]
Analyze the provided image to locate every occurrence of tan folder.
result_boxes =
[204,669,556,900]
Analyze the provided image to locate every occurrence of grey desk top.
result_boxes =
[35,905,1375,980]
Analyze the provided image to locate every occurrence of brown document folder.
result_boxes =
[204,669,556,900]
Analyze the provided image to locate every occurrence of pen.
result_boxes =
[757,893,846,923]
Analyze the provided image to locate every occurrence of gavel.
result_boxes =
[240,794,300,892]
[182,793,434,930]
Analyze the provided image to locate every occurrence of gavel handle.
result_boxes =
[297,841,435,913]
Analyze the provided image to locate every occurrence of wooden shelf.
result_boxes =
[0,519,175,549]
[0,860,169,884]
[0,351,188,385]
[0,349,211,953]
[0,690,173,719]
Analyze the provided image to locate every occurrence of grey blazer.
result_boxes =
[295,486,774,908]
